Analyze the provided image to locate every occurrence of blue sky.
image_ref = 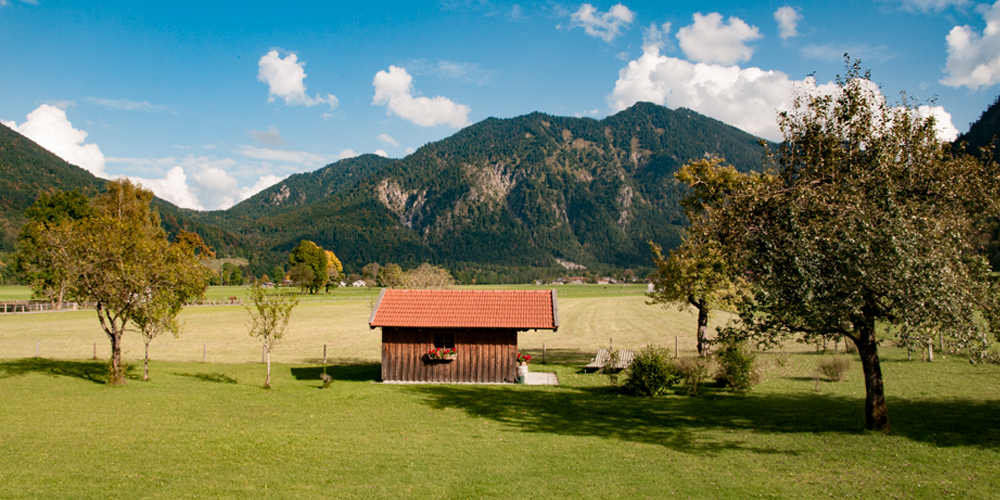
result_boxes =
[3,0,1000,210]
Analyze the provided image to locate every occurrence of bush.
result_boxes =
[714,342,760,395]
[674,357,711,396]
[818,357,852,382]
[623,345,679,396]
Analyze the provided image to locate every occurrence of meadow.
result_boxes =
[1,285,998,499]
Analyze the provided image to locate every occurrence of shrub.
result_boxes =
[818,357,852,382]
[674,357,711,396]
[714,342,760,395]
[623,345,678,396]
[601,349,622,387]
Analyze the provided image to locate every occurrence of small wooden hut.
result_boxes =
[368,289,559,383]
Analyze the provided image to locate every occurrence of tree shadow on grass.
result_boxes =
[173,372,238,384]
[0,358,120,384]
[290,363,381,384]
[408,384,1000,454]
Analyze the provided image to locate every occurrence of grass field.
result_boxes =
[1,287,999,498]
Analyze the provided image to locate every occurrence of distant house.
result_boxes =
[368,289,559,383]
[597,278,611,285]
[567,276,586,285]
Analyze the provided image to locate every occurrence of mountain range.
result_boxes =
[4,99,997,280]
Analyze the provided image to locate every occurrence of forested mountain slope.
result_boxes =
[236,102,768,270]
[0,124,244,257]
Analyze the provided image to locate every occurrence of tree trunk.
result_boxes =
[264,345,271,388]
[853,322,889,431]
[97,304,127,385]
[696,303,709,357]
[56,282,65,311]
[143,340,150,381]
[109,331,125,385]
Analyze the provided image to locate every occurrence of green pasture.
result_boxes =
[1,291,998,498]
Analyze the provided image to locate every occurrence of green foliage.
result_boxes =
[65,179,209,384]
[288,240,328,294]
[246,280,299,388]
[713,342,759,395]
[622,345,679,396]
[707,61,1000,429]
[377,263,404,287]
[16,190,95,307]
[270,265,285,283]
[818,357,853,382]
[674,357,711,396]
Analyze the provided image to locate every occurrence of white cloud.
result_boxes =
[607,41,959,142]
[940,1,1000,90]
[239,174,287,202]
[570,3,635,43]
[405,147,416,155]
[575,109,600,118]
[916,105,960,142]
[3,104,108,177]
[377,133,399,146]
[127,167,203,210]
[774,6,802,40]
[676,12,763,65]
[372,65,471,128]
[85,97,170,113]
[374,149,389,157]
[338,149,358,160]
[642,22,673,51]
[257,50,338,109]
[237,145,330,165]
[248,126,287,146]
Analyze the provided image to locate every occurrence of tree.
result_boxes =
[400,263,457,289]
[269,265,285,284]
[131,232,210,381]
[708,61,1000,430]
[246,280,299,388]
[648,158,745,356]
[377,263,404,288]
[221,262,243,286]
[288,240,327,294]
[16,190,95,310]
[70,179,211,384]
[288,262,314,292]
[324,249,343,292]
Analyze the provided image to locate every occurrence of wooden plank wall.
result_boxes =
[381,327,518,383]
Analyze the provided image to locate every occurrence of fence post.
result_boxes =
[93,342,97,360]
[203,344,207,363]
[323,344,327,364]
[35,342,39,359]
[542,342,546,364]
[675,336,678,358]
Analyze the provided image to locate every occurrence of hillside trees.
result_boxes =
[706,62,1000,430]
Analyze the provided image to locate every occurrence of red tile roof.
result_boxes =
[369,289,559,330]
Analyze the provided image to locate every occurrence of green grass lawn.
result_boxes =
[0,352,997,499]
[1,290,998,498]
